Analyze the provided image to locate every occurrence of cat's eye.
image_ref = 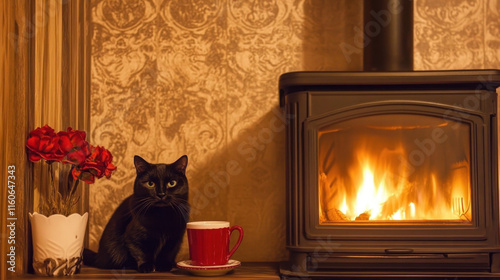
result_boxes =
[145,181,155,188]
[167,180,177,188]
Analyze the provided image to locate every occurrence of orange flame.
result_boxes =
[319,146,471,223]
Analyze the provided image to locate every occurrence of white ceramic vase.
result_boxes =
[29,212,88,276]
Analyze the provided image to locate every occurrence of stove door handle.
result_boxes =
[385,249,414,254]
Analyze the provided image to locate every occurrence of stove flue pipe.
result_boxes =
[363,0,413,71]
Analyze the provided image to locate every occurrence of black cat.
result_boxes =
[84,155,190,273]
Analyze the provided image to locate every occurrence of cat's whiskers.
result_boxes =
[169,198,190,223]
[130,197,149,214]
[131,197,156,218]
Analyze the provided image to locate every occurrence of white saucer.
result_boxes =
[176,259,241,276]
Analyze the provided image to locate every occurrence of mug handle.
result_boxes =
[227,225,244,261]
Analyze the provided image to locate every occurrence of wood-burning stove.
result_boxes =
[279,70,500,278]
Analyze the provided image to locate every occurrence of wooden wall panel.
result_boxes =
[1,0,90,276]
[1,0,35,277]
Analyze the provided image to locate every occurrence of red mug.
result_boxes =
[187,221,244,266]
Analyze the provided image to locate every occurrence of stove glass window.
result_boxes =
[318,114,472,224]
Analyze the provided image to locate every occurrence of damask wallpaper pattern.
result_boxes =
[89,0,362,262]
[414,0,500,70]
[90,0,500,262]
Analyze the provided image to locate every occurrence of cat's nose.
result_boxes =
[157,193,166,199]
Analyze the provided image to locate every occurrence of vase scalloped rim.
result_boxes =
[29,212,88,220]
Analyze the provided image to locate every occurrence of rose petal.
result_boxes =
[28,153,41,162]
[58,134,73,152]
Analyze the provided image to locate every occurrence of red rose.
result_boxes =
[72,145,117,184]
[26,125,117,215]
[58,127,90,165]
[26,125,65,162]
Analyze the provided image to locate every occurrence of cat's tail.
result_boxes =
[83,248,98,267]
[83,248,128,269]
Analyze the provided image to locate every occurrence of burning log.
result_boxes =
[380,194,403,219]
[355,211,371,221]
[326,208,349,221]
[379,182,415,219]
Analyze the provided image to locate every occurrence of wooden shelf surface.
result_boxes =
[14,262,280,279]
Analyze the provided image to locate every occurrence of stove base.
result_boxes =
[280,262,500,279]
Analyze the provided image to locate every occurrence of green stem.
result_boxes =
[48,162,57,213]
[65,166,80,214]
[69,178,79,198]
[68,166,79,198]
[66,165,73,200]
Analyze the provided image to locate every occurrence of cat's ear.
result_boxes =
[173,155,188,175]
[134,155,150,174]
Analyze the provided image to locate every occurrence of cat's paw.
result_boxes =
[138,262,155,273]
[156,263,174,272]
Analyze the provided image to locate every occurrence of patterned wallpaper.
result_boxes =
[89,0,362,262]
[414,0,500,70]
[89,0,500,263]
